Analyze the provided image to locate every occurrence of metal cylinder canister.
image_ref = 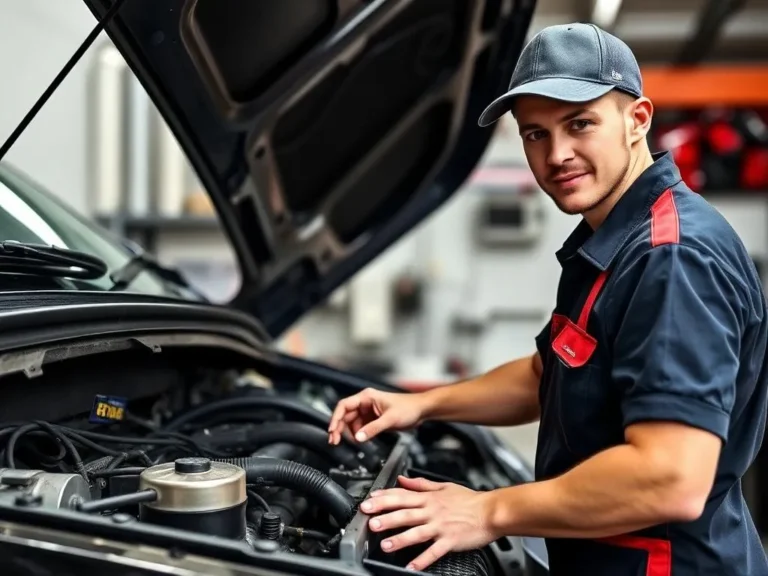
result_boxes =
[138,457,246,539]
[0,469,91,509]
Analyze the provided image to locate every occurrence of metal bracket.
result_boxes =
[338,434,412,564]
[0,350,45,379]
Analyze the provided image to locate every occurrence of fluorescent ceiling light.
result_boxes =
[592,0,623,29]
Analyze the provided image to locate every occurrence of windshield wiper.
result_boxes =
[0,241,108,280]
[108,250,194,294]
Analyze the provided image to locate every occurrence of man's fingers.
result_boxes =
[360,490,424,514]
[342,410,360,424]
[368,507,428,532]
[350,417,365,436]
[406,538,453,572]
[328,393,367,433]
[328,388,394,444]
[355,411,394,442]
[334,413,362,443]
[328,416,361,445]
[329,393,373,445]
[379,524,436,554]
[367,487,413,500]
[397,475,443,492]
[330,426,348,446]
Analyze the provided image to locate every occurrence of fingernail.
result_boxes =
[382,540,392,550]
[355,431,367,442]
[361,501,372,512]
[405,564,415,571]
[370,519,381,529]
[370,490,382,497]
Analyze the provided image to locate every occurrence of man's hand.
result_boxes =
[360,475,497,572]
[328,388,429,445]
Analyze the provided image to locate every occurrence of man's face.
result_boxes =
[514,92,638,219]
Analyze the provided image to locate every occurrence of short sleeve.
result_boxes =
[611,244,743,442]
[534,314,553,359]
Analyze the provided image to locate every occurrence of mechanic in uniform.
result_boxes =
[328,23,768,575]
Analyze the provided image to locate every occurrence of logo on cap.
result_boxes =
[611,70,623,82]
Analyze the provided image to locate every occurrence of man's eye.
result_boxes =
[571,119,592,130]
[525,130,546,142]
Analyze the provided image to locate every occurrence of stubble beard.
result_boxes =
[549,147,632,217]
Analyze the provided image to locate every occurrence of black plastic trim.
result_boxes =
[0,300,270,354]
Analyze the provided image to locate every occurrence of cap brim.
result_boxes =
[477,78,616,127]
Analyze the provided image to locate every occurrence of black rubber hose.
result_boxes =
[203,422,368,470]
[217,457,356,526]
[6,422,88,482]
[164,397,328,431]
[247,489,271,513]
[89,467,146,478]
[164,396,381,468]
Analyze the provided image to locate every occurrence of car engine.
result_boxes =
[0,350,533,576]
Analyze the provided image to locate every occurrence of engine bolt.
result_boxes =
[259,512,282,540]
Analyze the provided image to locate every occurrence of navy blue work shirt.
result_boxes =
[534,151,768,576]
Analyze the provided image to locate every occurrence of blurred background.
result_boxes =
[0,0,767,537]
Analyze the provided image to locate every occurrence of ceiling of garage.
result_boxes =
[527,0,768,64]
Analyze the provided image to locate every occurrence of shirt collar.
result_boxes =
[555,151,683,270]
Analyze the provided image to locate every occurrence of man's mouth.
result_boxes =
[551,172,588,188]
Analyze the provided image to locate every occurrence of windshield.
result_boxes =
[0,161,198,299]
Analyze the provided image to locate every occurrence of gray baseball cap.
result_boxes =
[478,23,643,127]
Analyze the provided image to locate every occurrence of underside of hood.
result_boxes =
[81,0,535,337]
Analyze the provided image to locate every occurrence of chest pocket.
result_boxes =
[551,270,607,367]
[547,270,616,459]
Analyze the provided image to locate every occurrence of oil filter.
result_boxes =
[139,457,246,539]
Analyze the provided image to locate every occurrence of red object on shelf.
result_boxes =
[655,123,703,192]
[707,122,743,155]
[742,148,768,190]
[651,106,768,194]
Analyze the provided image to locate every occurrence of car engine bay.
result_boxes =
[0,337,533,576]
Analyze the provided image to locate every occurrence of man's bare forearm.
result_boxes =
[417,353,542,427]
[484,429,715,539]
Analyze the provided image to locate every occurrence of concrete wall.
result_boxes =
[0,0,97,212]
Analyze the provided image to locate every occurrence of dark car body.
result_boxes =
[0,1,548,575]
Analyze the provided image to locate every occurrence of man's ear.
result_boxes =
[628,97,653,145]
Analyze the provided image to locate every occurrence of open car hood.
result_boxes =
[82,0,535,338]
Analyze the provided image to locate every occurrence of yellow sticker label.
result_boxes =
[90,395,127,424]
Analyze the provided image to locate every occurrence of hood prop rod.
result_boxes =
[0,0,128,162]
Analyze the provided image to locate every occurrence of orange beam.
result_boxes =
[641,65,768,108]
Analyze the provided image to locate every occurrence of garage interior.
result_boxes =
[1,0,768,548]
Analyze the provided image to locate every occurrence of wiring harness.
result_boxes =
[0,416,227,485]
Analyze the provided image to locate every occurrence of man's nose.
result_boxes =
[546,135,575,167]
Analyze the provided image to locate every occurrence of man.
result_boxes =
[328,23,768,575]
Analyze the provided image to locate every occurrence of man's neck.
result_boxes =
[583,147,655,230]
